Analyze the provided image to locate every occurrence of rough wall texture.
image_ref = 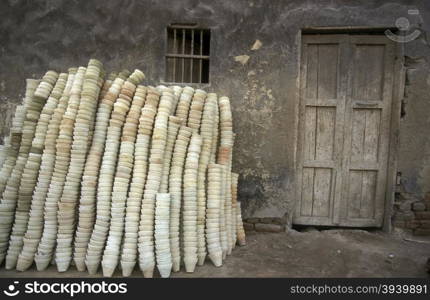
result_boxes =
[1,0,430,222]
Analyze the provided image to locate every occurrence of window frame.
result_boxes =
[164,24,211,85]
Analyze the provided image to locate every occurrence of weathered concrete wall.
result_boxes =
[1,0,429,220]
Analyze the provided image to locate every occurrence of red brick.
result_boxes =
[413,228,430,236]
[415,212,430,220]
[243,222,255,231]
[405,220,420,229]
[246,218,260,224]
[255,223,283,233]
[419,220,430,229]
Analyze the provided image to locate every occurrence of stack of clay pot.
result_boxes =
[8,73,68,271]
[182,133,202,272]
[168,125,192,272]
[0,58,248,277]
[0,71,58,264]
[0,80,38,261]
[218,165,228,258]
[196,94,216,265]
[17,71,76,272]
[187,89,206,132]
[85,69,144,275]
[154,193,172,278]
[138,90,172,278]
[159,116,183,193]
[35,67,86,270]
[232,173,245,246]
[171,86,183,114]
[74,71,130,271]
[55,60,103,272]
[101,85,146,277]
[0,80,36,198]
[121,87,160,276]
[217,96,234,258]
[205,163,224,266]
[210,101,220,163]
[175,87,194,120]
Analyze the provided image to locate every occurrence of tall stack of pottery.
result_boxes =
[229,134,236,250]
[217,96,234,256]
[231,173,245,246]
[157,86,177,115]
[230,171,238,246]
[0,60,249,277]
[0,80,38,262]
[154,193,172,278]
[206,163,223,266]
[0,142,7,170]
[210,99,219,163]
[3,103,27,175]
[9,73,68,270]
[159,116,183,193]
[0,78,38,199]
[168,125,192,272]
[74,71,130,271]
[0,71,58,264]
[138,90,173,278]
[182,133,202,272]
[34,67,86,270]
[102,85,146,277]
[196,94,216,265]
[175,87,194,120]
[121,87,160,276]
[171,86,183,114]
[17,70,76,271]
[55,60,104,272]
[236,202,246,247]
[187,89,206,132]
[86,76,105,150]
[218,165,228,259]
[85,69,143,275]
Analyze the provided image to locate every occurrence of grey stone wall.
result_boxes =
[1,0,429,221]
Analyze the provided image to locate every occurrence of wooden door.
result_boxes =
[294,34,396,227]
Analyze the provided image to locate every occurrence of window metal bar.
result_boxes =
[166,54,209,59]
[199,30,203,83]
[181,29,185,83]
[190,29,194,83]
[173,29,177,82]
[166,27,209,83]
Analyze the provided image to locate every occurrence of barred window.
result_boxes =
[166,25,210,83]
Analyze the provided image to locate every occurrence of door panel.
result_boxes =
[339,36,394,227]
[295,35,347,226]
[295,34,396,228]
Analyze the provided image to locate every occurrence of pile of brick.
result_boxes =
[392,192,430,236]
[243,217,286,233]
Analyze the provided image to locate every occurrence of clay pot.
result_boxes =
[14,73,71,271]
[206,164,223,267]
[0,70,59,265]
[86,71,143,275]
[101,85,146,277]
[182,133,202,273]
[138,90,172,278]
[155,193,172,278]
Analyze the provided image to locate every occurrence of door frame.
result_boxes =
[290,28,405,232]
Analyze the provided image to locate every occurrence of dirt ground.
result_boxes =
[1,229,429,278]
